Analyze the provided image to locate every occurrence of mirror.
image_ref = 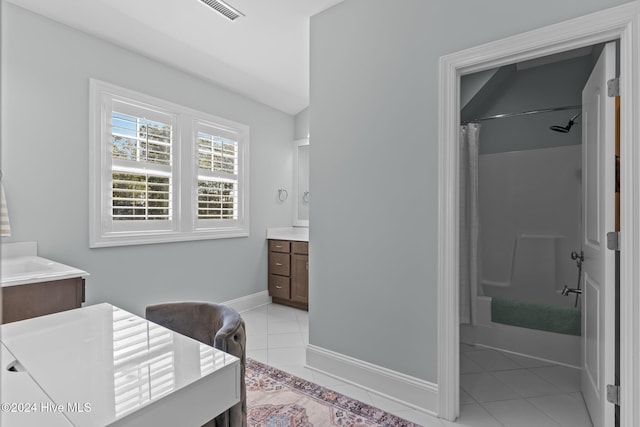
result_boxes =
[293,139,309,226]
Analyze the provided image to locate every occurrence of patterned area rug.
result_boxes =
[246,358,421,427]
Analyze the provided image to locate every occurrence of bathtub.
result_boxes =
[469,148,582,367]
[461,296,581,367]
[481,234,577,307]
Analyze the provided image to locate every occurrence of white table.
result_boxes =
[0,303,240,426]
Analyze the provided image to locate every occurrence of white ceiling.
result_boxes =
[5,0,344,114]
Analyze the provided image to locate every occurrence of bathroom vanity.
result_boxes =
[265,139,310,310]
[1,242,89,324]
[267,228,309,310]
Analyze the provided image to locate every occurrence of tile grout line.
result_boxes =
[459,344,590,426]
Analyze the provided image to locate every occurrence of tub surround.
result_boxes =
[481,234,577,307]
[479,146,581,306]
[466,143,583,368]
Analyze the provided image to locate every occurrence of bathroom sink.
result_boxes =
[2,258,54,275]
[1,256,88,287]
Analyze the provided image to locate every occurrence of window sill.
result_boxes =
[89,228,249,248]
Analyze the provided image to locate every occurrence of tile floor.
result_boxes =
[241,303,593,426]
[459,343,593,427]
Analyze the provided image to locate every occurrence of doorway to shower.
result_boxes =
[457,41,616,427]
[436,4,640,426]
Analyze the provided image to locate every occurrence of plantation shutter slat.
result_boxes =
[196,124,239,221]
[110,101,173,222]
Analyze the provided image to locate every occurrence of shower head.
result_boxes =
[550,112,582,133]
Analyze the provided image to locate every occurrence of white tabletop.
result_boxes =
[0,303,240,426]
[1,343,73,426]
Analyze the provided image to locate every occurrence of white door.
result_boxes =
[581,41,616,427]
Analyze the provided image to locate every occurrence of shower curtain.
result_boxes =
[459,123,480,325]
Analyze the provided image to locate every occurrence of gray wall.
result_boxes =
[309,0,630,383]
[0,3,295,316]
[460,68,499,110]
[466,55,594,154]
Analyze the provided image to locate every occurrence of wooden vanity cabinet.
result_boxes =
[268,239,308,310]
[2,277,85,324]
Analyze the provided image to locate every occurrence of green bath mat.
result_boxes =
[491,297,581,336]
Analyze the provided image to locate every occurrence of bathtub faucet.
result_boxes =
[561,285,582,296]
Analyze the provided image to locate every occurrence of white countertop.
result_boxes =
[1,242,89,287]
[1,256,89,287]
[1,303,240,426]
[266,227,309,242]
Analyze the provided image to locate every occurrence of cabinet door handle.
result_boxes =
[275,262,284,266]
[275,245,283,248]
[306,262,309,271]
[275,286,283,289]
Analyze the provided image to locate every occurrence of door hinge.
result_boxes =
[607,231,620,251]
[608,78,620,97]
[607,384,620,405]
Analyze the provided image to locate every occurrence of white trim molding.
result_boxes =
[223,290,271,313]
[306,344,438,416]
[437,2,640,424]
[89,78,250,248]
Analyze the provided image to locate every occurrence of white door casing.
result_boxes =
[581,42,616,427]
[437,2,640,424]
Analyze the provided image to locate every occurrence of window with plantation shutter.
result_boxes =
[90,79,249,247]
[111,104,173,224]
[195,122,242,228]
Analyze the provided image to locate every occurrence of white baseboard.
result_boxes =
[306,344,438,416]
[224,290,271,313]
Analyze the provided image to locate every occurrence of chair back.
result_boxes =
[146,302,247,427]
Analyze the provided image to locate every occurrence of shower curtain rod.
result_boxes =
[462,104,581,125]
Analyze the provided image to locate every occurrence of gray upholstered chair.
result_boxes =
[145,302,247,427]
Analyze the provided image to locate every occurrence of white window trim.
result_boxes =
[89,79,250,248]
[191,118,244,232]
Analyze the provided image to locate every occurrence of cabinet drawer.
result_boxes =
[269,240,290,253]
[291,241,308,255]
[269,275,290,299]
[269,252,290,276]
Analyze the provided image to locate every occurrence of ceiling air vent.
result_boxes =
[200,0,244,21]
